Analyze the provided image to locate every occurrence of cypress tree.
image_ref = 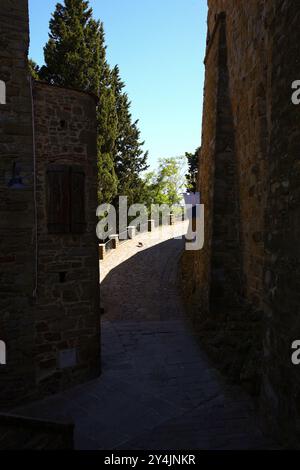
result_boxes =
[111,65,149,206]
[97,58,118,204]
[40,0,118,204]
[40,0,100,93]
[185,147,200,193]
[40,0,148,206]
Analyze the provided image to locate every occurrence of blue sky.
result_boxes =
[29,0,207,169]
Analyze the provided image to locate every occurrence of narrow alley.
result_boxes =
[14,223,273,449]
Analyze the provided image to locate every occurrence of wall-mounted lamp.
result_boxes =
[8,162,26,189]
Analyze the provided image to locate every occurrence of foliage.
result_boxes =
[39,0,101,93]
[185,147,200,193]
[111,66,148,207]
[28,59,40,80]
[142,156,186,211]
[39,0,148,205]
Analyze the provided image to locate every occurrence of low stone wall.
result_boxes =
[0,413,74,450]
[99,217,184,260]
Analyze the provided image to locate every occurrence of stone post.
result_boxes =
[128,226,136,239]
[148,220,155,232]
[109,234,119,249]
[99,244,106,260]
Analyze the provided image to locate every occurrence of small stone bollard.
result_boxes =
[109,234,119,249]
[99,244,106,260]
[128,226,136,239]
[148,220,155,232]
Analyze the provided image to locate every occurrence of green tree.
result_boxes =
[142,156,186,210]
[40,0,148,206]
[185,147,200,192]
[40,0,118,204]
[40,0,101,93]
[111,66,149,207]
[97,58,119,204]
[28,59,40,80]
[140,171,161,213]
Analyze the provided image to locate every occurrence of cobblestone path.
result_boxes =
[100,223,189,321]
[15,223,273,449]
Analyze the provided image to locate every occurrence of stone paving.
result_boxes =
[14,223,274,449]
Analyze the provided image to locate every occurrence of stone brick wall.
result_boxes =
[262,0,300,445]
[209,1,270,312]
[184,0,300,445]
[32,82,100,397]
[0,0,36,407]
[0,1,100,409]
[191,2,272,318]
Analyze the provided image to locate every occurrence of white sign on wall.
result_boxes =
[0,340,6,365]
[0,80,6,105]
[183,192,200,206]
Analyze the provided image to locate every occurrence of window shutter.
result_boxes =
[47,165,71,234]
[70,166,86,234]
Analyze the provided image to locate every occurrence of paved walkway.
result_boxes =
[100,223,189,321]
[15,223,273,449]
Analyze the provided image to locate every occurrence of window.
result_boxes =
[47,165,86,234]
[0,80,6,104]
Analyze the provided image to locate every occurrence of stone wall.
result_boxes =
[262,0,300,445]
[0,0,36,407]
[33,82,100,396]
[184,0,300,446]
[0,413,74,450]
[0,0,100,409]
